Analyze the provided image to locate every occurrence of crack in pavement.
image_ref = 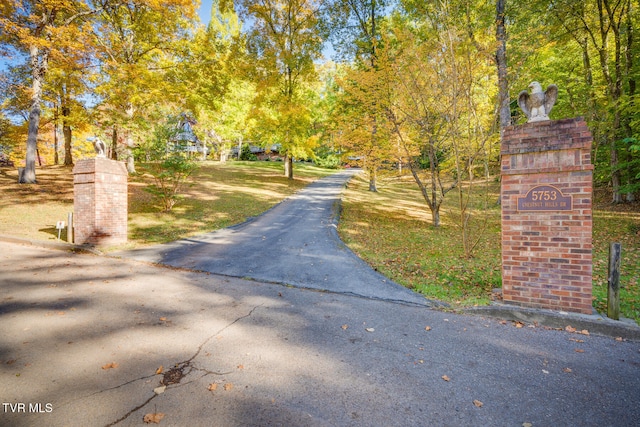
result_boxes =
[103,304,263,426]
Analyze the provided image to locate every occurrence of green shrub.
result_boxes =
[314,153,341,169]
[143,120,199,212]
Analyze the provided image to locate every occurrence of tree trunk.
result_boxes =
[408,160,441,228]
[496,0,510,130]
[611,129,623,203]
[125,138,136,174]
[368,167,377,192]
[62,105,73,166]
[284,154,294,179]
[22,101,40,184]
[202,138,207,161]
[624,3,635,203]
[53,121,59,166]
[124,104,136,174]
[21,46,48,184]
[431,206,441,228]
[111,126,118,160]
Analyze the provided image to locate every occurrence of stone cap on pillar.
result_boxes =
[501,118,592,155]
[73,157,128,177]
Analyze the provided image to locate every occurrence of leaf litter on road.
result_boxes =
[143,412,165,424]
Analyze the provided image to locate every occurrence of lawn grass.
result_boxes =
[338,173,503,308]
[591,189,640,323]
[338,173,640,323]
[0,166,75,241]
[0,161,335,249]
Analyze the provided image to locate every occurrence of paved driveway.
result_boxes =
[116,170,430,306]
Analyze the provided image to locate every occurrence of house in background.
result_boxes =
[230,143,283,161]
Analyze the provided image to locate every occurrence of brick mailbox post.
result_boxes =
[501,118,594,314]
[73,158,128,245]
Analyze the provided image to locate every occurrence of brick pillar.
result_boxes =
[501,118,593,314]
[73,158,128,245]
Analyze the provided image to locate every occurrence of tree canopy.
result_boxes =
[0,0,637,201]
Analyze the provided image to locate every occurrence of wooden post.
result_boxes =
[607,242,622,320]
[67,212,73,243]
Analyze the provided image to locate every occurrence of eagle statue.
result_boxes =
[517,81,558,123]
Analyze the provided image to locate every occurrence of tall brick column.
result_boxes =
[73,158,128,245]
[501,118,593,314]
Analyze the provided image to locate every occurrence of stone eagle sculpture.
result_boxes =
[518,81,558,123]
[86,136,106,157]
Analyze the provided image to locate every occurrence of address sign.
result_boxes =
[517,185,572,212]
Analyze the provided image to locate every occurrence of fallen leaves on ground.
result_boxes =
[102,362,118,370]
[473,400,483,408]
[224,383,233,391]
[341,324,348,330]
[143,412,165,424]
[153,386,166,395]
[575,349,585,353]
[156,366,164,374]
[207,383,218,391]
[365,327,375,332]
[565,326,590,335]
[441,375,450,382]
[563,367,573,373]
[425,326,432,331]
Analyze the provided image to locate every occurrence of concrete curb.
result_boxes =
[0,234,103,255]
[465,304,640,341]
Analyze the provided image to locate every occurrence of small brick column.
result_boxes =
[501,118,593,314]
[73,158,128,245]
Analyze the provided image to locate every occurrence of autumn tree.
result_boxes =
[179,0,246,157]
[372,23,457,228]
[376,1,498,247]
[327,0,390,190]
[332,62,396,188]
[542,0,638,202]
[240,0,326,179]
[45,18,95,166]
[502,0,639,202]
[0,0,99,183]
[93,0,197,174]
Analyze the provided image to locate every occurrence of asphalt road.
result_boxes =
[1,241,639,426]
[116,169,430,307]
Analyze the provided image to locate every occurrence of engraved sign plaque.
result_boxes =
[517,185,572,212]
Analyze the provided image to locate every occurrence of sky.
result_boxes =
[197,0,213,26]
